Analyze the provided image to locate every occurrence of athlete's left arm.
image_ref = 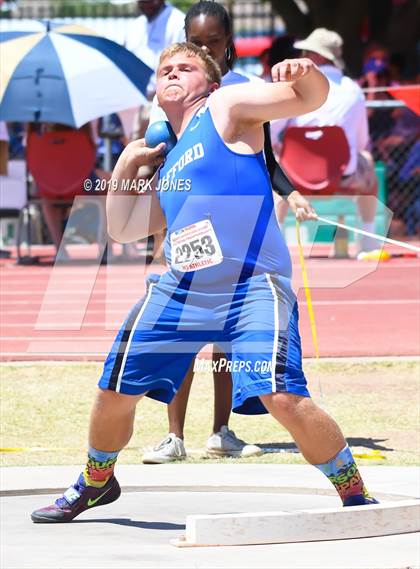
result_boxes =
[211,58,329,125]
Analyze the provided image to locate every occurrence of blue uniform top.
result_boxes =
[156,102,292,290]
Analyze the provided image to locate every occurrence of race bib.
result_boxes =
[170,219,223,272]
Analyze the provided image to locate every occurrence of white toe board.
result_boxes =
[171,500,420,547]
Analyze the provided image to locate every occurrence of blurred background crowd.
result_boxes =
[0,0,418,263]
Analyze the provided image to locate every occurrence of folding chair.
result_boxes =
[24,128,106,262]
[280,126,350,195]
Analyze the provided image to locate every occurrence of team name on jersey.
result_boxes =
[158,143,204,190]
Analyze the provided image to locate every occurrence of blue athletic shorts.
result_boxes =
[98,271,309,415]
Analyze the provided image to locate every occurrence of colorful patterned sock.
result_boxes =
[315,445,378,506]
[82,447,119,488]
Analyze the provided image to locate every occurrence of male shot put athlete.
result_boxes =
[32,43,377,523]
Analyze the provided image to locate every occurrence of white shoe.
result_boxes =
[142,433,186,464]
[206,425,262,458]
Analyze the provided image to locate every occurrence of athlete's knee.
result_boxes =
[260,392,306,422]
[94,388,143,413]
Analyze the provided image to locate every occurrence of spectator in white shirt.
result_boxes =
[125,0,186,138]
[271,29,379,253]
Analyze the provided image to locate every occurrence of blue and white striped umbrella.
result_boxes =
[0,21,153,127]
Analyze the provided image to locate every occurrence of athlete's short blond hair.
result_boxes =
[158,42,222,86]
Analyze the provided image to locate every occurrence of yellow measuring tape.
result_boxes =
[353,450,386,460]
[296,221,319,359]
[295,221,385,461]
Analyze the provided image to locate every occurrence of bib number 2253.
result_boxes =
[170,219,223,272]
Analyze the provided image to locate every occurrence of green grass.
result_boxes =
[1,360,419,467]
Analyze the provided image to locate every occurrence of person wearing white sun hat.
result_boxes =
[272,28,380,255]
[293,28,345,70]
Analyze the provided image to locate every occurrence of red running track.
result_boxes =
[1,244,419,361]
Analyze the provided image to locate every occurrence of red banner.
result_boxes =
[386,85,420,115]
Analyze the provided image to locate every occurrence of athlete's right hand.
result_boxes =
[125,138,166,169]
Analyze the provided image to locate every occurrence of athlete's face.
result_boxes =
[186,14,230,73]
[156,53,216,108]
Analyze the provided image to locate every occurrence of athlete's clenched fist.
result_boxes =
[271,58,316,83]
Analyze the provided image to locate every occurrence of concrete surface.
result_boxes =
[1,464,419,569]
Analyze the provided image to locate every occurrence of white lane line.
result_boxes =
[0,299,137,305]
[2,310,129,315]
[0,323,121,328]
[0,279,149,286]
[0,261,418,281]
[1,297,418,307]
[1,336,114,340]
[0,289,144,296]
[1,299,419,315]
